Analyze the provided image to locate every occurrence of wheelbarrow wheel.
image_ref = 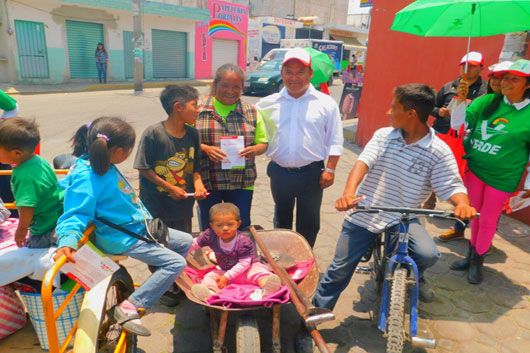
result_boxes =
[236,314,260,353]
[97,266,137,353]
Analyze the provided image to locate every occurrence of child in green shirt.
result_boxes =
[0,118,63,248]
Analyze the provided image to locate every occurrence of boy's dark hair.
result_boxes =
[160,85,199,115]
[87,117,136,175]
[394,83,436,123]
[209,202,241,222]
[212,63,245,95]
[0,117,40,152]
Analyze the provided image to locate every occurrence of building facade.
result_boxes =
[0,0,209,84]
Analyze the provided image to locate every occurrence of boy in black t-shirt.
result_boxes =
[134,85,208,233]
[134,85,208,307]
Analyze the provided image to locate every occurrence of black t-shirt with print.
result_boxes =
[134,122,201,221]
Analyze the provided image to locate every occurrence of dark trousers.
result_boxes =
[197,189,254,231]
[267,161,324,247]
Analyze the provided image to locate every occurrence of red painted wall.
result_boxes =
[357,0,529,225]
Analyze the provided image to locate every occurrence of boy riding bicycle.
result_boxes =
[313,83,476,310]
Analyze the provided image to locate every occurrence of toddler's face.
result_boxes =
[210,213,241,242]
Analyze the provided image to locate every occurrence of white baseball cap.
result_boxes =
[487,61,513,77]
[282,48,311,67]
[460,51,484,66]
[507,59,530,77]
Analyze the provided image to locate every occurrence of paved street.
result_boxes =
[0,85,529,352]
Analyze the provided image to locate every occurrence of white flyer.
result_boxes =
[220,136,245,170]
[505,191,530,214]
[61,241,120,290]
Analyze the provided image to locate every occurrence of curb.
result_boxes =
[3,79,213,96]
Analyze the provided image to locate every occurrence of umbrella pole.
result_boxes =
[464,3,478,79]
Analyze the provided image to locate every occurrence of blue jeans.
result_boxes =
[313,219,440,310]
[96,62,107,83]
[123,227,192,309]
[197,189,253,231]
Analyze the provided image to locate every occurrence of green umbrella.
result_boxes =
[391,0,530,72]
[303,47,335,85]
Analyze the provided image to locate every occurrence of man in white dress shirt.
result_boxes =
[256,48,344,247]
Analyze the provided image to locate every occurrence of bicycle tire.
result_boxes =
[372,236,384,294]
[97,266,137,353]
[386,267,407,353]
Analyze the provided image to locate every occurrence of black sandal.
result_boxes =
[110,305,151,336]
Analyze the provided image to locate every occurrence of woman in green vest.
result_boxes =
[451,60,530,284]
[196,64,269,230]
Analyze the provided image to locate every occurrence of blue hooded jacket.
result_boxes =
[57,156,149,254]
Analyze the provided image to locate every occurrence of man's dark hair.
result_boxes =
[0,117,40,152]
[160,85,199,115]
[394,83,436,123]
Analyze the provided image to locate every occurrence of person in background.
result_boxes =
[95,42,109,84]
[438,61,514,246]
[424,51,489,209]
[256,48,343,248]
[450,60,530,284]
[196,64,268,231]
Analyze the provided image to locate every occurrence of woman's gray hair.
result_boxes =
[211,63,245,95]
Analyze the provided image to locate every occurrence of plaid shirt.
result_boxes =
[196,95,257,190]
[95,50,108,63]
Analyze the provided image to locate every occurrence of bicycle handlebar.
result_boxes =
[354,205,480,219]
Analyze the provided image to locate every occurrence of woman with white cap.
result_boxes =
[449,59,530,284]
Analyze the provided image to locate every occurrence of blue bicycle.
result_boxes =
[353,205,475,353]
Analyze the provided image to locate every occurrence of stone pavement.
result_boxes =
[125,140,530,353]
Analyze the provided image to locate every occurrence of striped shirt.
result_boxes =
[345,127,467,233]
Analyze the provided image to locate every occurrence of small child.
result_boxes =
[134,85,208,233]
[190,203,281,302]
[0,118,63,248]
[55,117,193,337]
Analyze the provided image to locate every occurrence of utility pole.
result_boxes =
[132,0,143,93]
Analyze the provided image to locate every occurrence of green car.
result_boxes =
[244,59,283,95]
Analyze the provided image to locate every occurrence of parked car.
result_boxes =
[244,59,283,95]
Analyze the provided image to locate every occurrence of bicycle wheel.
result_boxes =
[98,266,136,353]
[386,267,407,353]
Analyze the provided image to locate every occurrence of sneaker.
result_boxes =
[437,229,465,242]
[262,274,282,297]
[418,279,434,303]
[159,284,181,307]
[191,284,214,302]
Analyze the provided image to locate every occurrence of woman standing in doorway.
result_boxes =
[95,42,108,84]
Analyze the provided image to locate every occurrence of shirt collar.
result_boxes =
[388,127,435,148]
[280,84,317,100]
[503,96,530,110]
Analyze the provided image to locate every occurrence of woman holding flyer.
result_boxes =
[449,60,530,284]
[196,64,268,230]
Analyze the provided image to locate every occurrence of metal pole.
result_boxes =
[132,0,143,93]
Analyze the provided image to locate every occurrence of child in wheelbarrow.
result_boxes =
[190,202,282,302]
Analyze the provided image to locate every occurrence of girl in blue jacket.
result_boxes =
[54,117,192,337]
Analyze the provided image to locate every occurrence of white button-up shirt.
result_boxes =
[256,85,344,168]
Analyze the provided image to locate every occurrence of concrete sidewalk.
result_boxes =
[0,79,212,95]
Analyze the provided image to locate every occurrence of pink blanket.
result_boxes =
[183,258,315,308]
